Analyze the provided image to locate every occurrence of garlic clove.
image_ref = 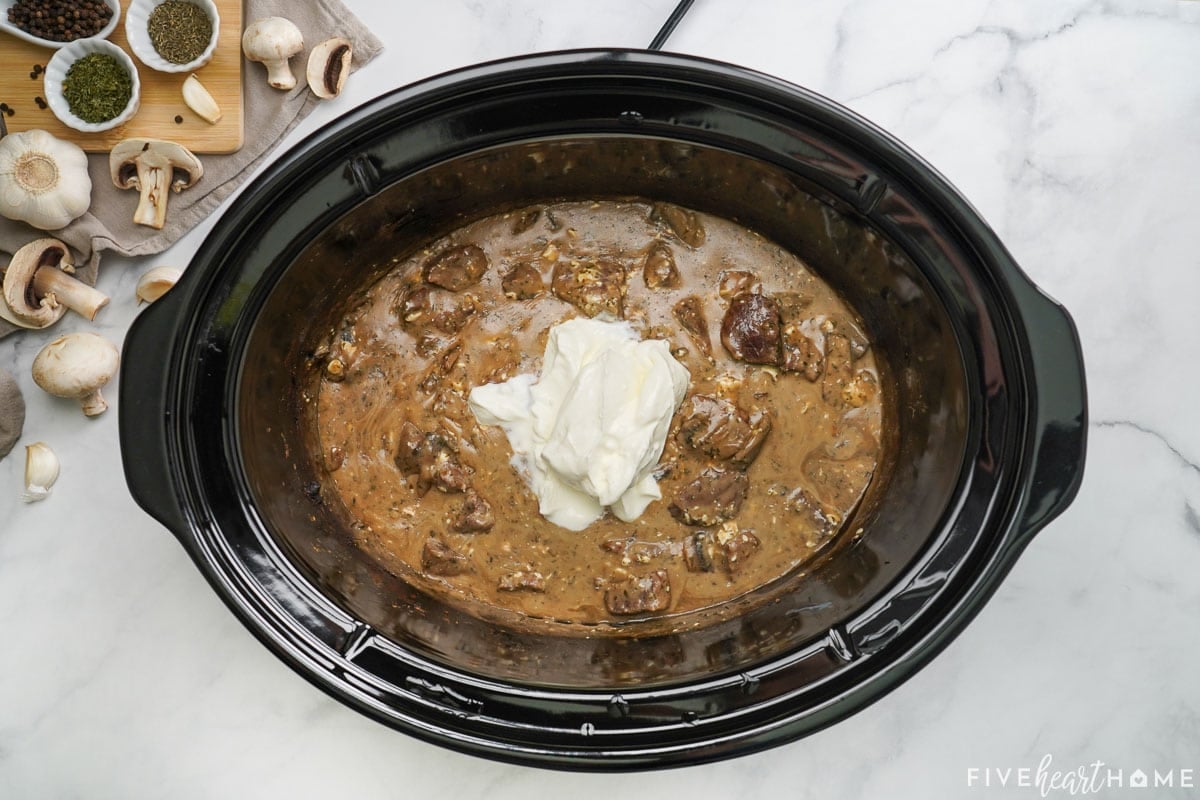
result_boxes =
[22,442,59,502]
[136,266,182,305]
[182,75,222,124]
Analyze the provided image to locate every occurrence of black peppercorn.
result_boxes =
[6,0,113,43]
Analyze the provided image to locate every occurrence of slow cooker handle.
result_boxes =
[1011,283,1088,544]
[119,289,189,538]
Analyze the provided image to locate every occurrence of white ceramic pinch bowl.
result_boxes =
[0,0,121,49]
[124,0,220,73]
[44,38,141,133]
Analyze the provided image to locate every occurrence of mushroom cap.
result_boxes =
[110,138,204,192]
[0,367,24,461]
[32,332,120,401]
[242,17,304,62]
[0,237,71,329]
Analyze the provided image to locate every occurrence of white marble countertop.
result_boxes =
[3,1,1199,797]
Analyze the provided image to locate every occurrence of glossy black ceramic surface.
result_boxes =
[119,50,1086,769]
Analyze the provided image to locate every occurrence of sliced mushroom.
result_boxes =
[1,238,108,329]
[31,332,120,417]
[242,17,304,90]
[110,139,203,230]
[307,37,352,99]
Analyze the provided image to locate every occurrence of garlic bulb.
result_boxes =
[23,442,59,502]
[0,129,92,231]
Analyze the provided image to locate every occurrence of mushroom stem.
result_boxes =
[132,159,172,229]
[78,387,107,416]
[31,267,109,320]
[264,60,296,90]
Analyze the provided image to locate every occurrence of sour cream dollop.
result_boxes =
[467,317,690,531]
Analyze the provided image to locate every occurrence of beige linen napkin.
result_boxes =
[0,0,383,337]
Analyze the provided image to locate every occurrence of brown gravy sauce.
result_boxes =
[312,200,883,625]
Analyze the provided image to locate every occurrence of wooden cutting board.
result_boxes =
[0,0,243,153]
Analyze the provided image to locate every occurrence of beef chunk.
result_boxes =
[785,486,842,537]
[320,327,361,382]
[821,333,853,406]
[394,421,425,475]
[604,569,671,615]
[501,262,544,299]
[652,203,705,247]
[433,301,475,334]
[841,370,879,408]
[829,313,871,359]
[722,529,760,576]
[551,258,627,317]
[717,270,758,300]
[670,467,749,526]
[324,446,346,472]
[420,434,470,494]
[394,427,470,495]
[600,536,670,563]
[396,285,432,325]
[672,296,711,357]
[781,324,824,382]
[721,293,782,365]
[676,394,771,468]
[453,491,495,533]
[642,242,680,289]
[683,531,716,572]
[396,285,475,334]
[510,207,541,235]
[498,570,547,592]
[423,244,489,291]
[683,529,760,576]
[803,454,875,512]
[421,538,469,576]
[419,341,464,393]
[826,420,879,462]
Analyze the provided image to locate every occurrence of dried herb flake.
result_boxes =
[147,1,213,64]
[62,53,132,123]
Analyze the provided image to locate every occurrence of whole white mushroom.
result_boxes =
[242,17,304,90]
[32,332,120,417]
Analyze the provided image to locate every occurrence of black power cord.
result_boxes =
[648,0,696,50]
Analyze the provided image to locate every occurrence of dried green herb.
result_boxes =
[147,1,213,64]
[62,53,132,123]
